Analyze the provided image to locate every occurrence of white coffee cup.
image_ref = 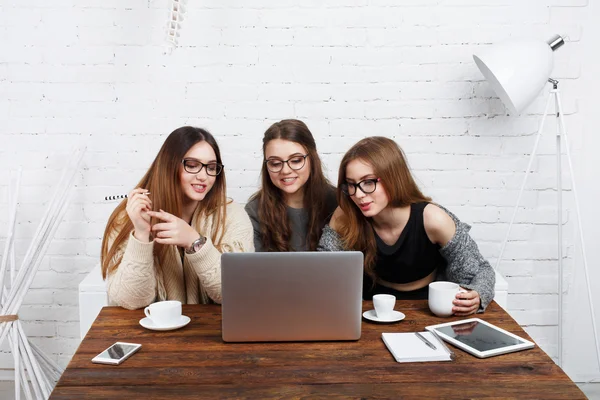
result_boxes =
[144,300,182,327]
[428,281,466,317]
[373,294,396,319]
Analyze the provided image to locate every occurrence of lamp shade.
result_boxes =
[473,38,559,114]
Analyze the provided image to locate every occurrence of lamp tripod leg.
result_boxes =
[554,88,564,367]
[495,91,555,272]
[554,88,600,372]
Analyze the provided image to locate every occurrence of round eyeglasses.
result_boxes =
[340,178,381,196]
[265,154,309,173]
[182,158,223,176]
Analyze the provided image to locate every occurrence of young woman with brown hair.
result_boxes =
[245,119,337,252]
[101,126,254,310]
[318,136,495,316]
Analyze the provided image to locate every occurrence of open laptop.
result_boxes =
[221,251,364,342]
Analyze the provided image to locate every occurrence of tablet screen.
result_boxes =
[434,320,524,352]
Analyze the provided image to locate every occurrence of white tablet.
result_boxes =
[425,318,535,358]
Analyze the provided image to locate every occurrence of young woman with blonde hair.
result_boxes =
[101,126,254,310]
[245,119,337,252]
[319,136,495,315]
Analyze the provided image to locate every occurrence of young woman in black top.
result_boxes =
[318,136,495,315]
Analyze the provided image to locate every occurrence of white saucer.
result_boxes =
[362,309,405,323]
[139,315,191,331]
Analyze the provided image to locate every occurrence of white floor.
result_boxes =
[0,381,598,399]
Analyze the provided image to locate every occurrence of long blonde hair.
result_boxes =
[100,126,228,279]
[336,137,431,281]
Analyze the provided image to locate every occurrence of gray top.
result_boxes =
[245,197,310,252]
[317,204,496,312]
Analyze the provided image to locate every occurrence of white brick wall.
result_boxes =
[0,0,597,381]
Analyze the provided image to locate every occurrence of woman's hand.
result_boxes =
[148,209,200,248]
[452,289,480,316]
[126,188,152,242]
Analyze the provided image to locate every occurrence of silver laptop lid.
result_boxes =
[221,251,363,342]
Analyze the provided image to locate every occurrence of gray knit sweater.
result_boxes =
[317,205,496,311]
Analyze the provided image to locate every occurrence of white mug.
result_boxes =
[373,294,396,319]
[144,300,182,327]
[428,281,466,317]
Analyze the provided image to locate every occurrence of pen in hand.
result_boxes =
[415,332,437,350]
[104,192,150,201]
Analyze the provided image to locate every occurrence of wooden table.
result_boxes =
[51,301,585,399]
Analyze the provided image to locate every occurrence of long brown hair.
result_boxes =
[100,126,228,279]
[336,136,431,281]
[249,119,334,251]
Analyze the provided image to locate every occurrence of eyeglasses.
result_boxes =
[265,154,309,173]
[340,178,381,196]
[182,158,223,176]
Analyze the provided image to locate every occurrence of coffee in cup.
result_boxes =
[428,281,465,317]
[144,300,182,326]
[372,294,396,319]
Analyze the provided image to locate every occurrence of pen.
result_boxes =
[429,329,456,360]
[415,331,437,350]
[104,192,150,201]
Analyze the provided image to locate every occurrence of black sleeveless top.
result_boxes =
[363,202,447,300]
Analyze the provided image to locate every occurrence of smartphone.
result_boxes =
[91,342,142,365]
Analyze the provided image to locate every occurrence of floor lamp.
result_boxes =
[473,35,600,370]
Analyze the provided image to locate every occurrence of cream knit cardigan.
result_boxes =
[106,201,254,310]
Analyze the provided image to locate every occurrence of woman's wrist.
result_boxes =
[180,228,201,249]
[133,229,151,243]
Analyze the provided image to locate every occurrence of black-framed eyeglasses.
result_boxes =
[182,158,223,176]
[265,154,309,173]
[340,178,381,196]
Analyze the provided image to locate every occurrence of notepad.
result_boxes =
[382,332,453,363]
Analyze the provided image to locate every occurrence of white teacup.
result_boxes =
[144,300,182,327]
[373,294,396,319]
[428,281,465,317]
